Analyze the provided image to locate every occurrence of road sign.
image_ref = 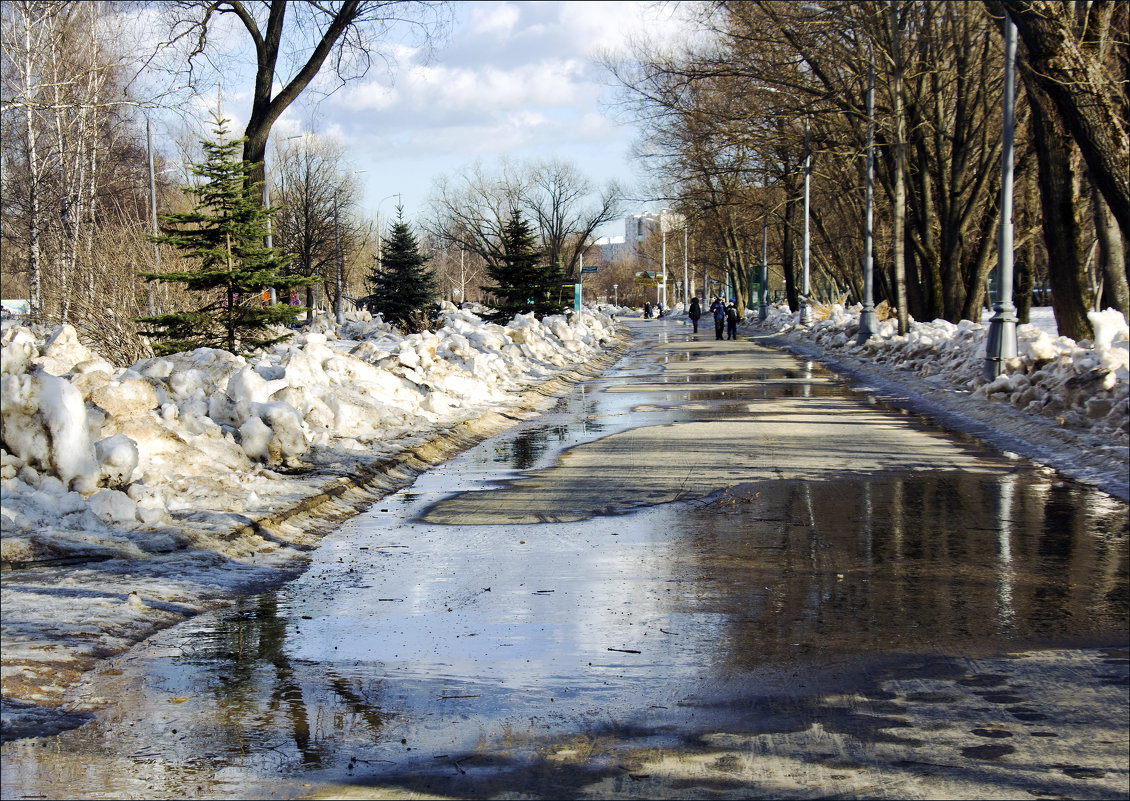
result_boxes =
[580,265,598,274]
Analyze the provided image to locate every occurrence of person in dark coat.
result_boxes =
[688,296,701,333]
[711,297,725,340]
[644,301,652,318]
[725,298,739,340]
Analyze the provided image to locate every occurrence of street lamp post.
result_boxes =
[760,210,769,322]
[613,283,618,306]
[856,60,878,344]
[683,224,689,308]
[801,116,814,325]
[985,16,1019,378]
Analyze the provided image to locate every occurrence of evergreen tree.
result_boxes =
[362,207,438,333]
[136,114,313,356]
[482,211,567,323]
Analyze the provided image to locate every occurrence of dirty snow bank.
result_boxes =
[1,304,624,739]
[743,303,1129,500]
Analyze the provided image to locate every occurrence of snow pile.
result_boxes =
[748,302,1129,451]
[0,306,622,569]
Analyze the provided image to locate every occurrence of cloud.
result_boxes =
[468,2,522,38]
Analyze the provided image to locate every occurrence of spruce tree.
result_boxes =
[137,114,313,356]
[482,211,566,323]
[363,208,438,333]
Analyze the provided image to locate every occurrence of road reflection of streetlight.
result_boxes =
[996,474,1017,631]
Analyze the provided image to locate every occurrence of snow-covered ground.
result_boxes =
[1,304,626,739]
[1,298,1127,742]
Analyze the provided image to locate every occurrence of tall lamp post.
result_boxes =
[760,211,769,322]
[856,59,878,344]
[800,116,814,325]
[984,16,1019,378]
[682,223,689,307]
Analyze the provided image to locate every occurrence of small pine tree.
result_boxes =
[482,211,567,323]
[136,114,313,355]
[362,207,438,333]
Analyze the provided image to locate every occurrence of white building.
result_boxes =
[595,211,686,265]
[594,234,627,263]
[625,210,684,249]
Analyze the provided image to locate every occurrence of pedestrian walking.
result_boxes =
[644,301,652,319]
[688,296,701,333]
[656,301,664,318]
[711,297,725,340]
[726,298,739,340]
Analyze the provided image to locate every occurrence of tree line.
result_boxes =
[604,0,1127,340]
[1,1,621,357]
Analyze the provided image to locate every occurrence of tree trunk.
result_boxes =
[21,7,43,317]
[1016,159,1041,323]
[999,0,1129,242]
[1092,179,1129,316]
[782,182,799,313]
[889,3,911,335]
[1023,67,1094,340]
[241,0,362,195]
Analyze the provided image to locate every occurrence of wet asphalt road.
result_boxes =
[2,317,1127,799]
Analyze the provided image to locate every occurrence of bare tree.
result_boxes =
[526,159,621,278]
[271,134,365,315]
[424,159,529,267]
[995,0,1129,240]
[2,0,167,337]
[163,0,451,193]
[420,230,486,305]
[425,158,619,283]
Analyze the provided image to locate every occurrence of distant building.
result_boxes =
[596,210,685,266]
[594,234,627,263]
[625,210,684,256]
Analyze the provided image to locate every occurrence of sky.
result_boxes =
[150,1,697,234]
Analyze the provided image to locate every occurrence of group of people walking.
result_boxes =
[687,296,739,340]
